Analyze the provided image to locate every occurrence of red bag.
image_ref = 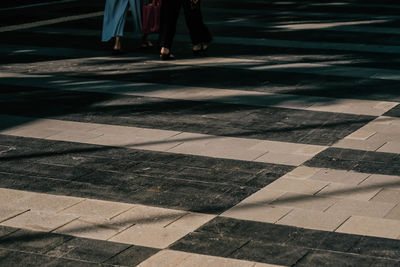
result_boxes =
[142,0,161,34]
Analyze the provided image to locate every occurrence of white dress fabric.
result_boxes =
[102,0,142,42]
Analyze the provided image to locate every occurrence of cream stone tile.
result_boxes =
[250,140,320,154]
[370,132,400,142]
[54,218,122,240]
[136,250,192,267]
[307,99,396,116]
[88,125,149,135]
[333,138,386,151]
[293,145,326,156]
[316,183,380,201]
[60,199,133,219]
[138,250,281,267]
[281,166,322,180]
[0,208,28,223]
[222,204,292,223]
[359,174,400,191]
[384,204,400,220]
[45,130,103,143]
[166,132,214,146]
[336,216,400,239]
[112,205,187,227]
[309,169,370,185]
[238,189,286,206]
[255,152,312,166]
[271,192,338,211]
[180,253,258,267]
[253,263,286,267]
[276,209,349,231]
[2,127,60,139]
[110,212,213,249]
[35,119,103,132]
[371,189,400,204]
[89,134,144,147]
[0,188,34,204]
[12,194,83,213]
[345,129,376,140]
[133,128,181,139]
[325,199,396,218]
[126,138,183,152]
[206,136,264,149]
[0,211,77,232]
[166,213,215,232]
[265,178,329,195]
[169,141,265,161]
[377,141,400,153]
[373,102,398,112]
[108,224,180,248]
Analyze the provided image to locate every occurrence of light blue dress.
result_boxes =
[102,0,142,42]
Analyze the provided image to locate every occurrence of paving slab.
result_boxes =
[308,169,370,185]
[324,199,396,218]
[336,216,400,239]
[276,209,349,231]
[60,199,133,219]
[0,211,77,232]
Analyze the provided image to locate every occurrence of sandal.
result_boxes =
[192,43,208,56]
[141,40,154,49]
[160,52,175,60]
[112,48,124,56]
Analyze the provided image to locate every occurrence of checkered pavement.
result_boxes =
[0,0,400,266]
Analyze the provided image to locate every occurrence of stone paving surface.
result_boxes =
[1,0,400,266]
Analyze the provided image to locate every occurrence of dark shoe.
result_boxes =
[192,43,208,56]
[141,40,154,49]
[111,48,124,56]
[160,52,175,60]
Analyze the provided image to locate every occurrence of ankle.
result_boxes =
[193,44,201,51]
[161,47,170,54]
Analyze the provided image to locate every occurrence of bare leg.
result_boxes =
[114,36,122,50]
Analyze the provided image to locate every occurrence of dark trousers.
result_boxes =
[159,0,212,49]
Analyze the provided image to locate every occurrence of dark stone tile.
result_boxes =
[283,228,330,249]
[349,236,400,260]
[169,232,249,258]
[0,229,72,254]
[305,148,400,176]
[197,217,303,244]
[133,188,247,214]
[295,250,383,267]
[0,225,18,239]
[0,249,55,266]
[46,237,130,263]
[46,257,102,267]
[0,160,93,180]
[231,240,309,266]
[104,245,159,266]
[366,258,400,267]
[383,104,400,117]
[317,232,361,253]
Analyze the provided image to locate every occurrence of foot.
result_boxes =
[160,47,175,60]
[112,36,123,55]
[192,43,208,56]
[141,40,154,49]
[112,48,124,55]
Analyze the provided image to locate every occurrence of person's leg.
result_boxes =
[102,0,130,42]
[159,0,181,54]
[182,0,212,50]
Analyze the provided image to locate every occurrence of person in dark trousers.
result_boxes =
[159,0,212,60]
